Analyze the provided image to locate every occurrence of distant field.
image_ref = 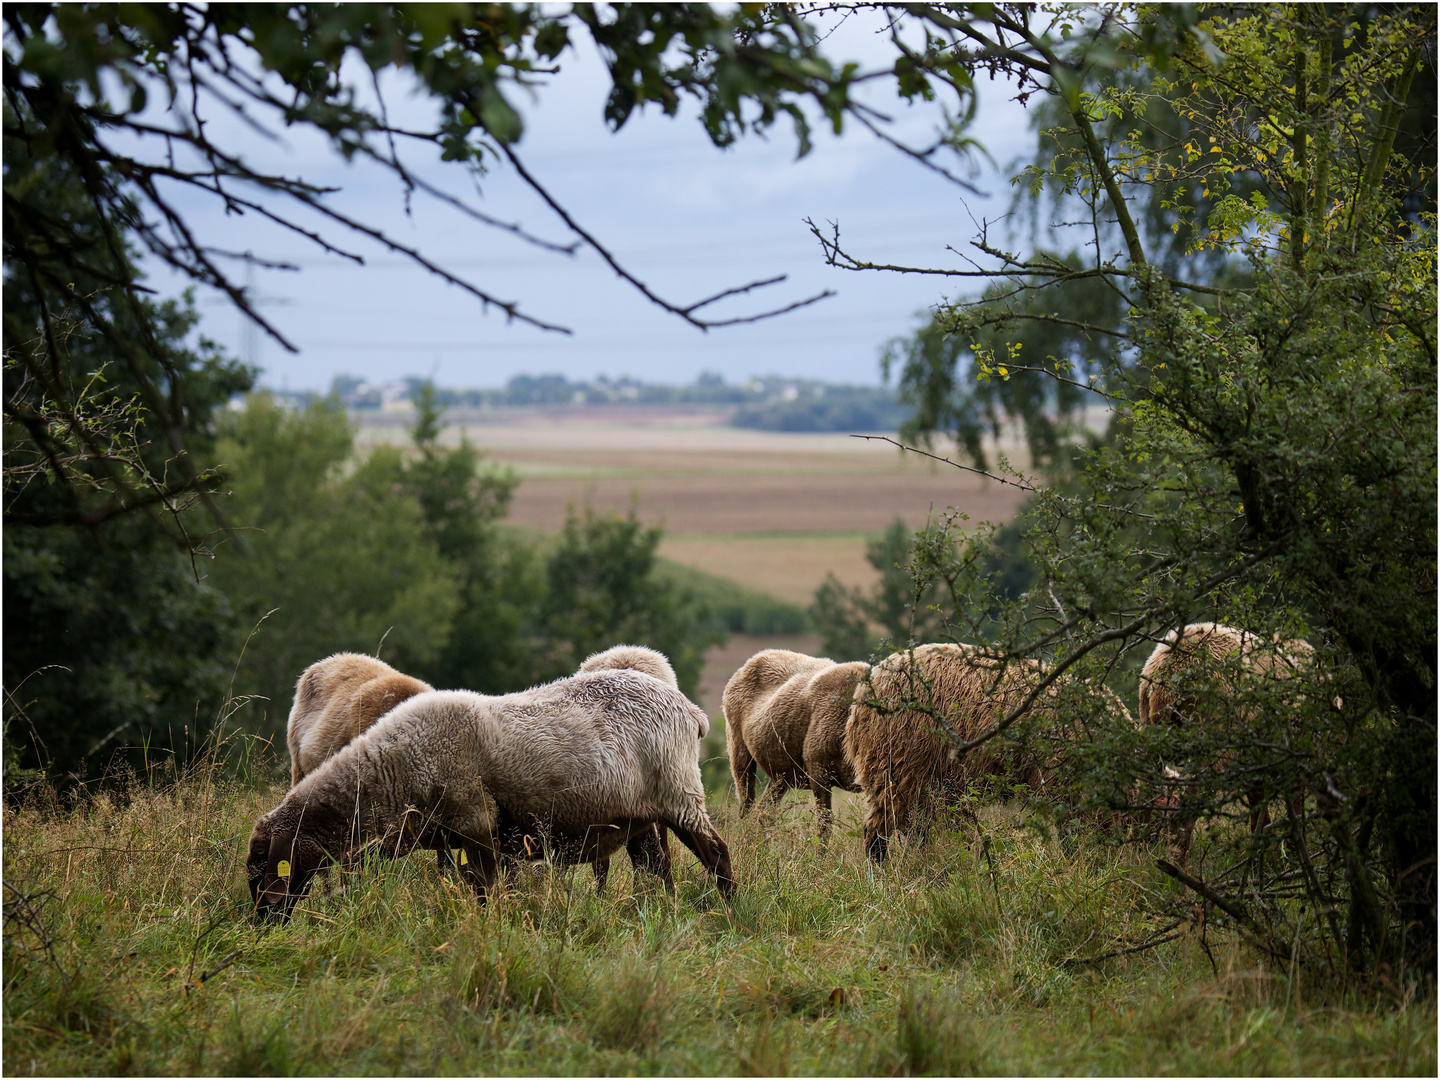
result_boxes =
[659,534,881,607]
[356,406,1031,606]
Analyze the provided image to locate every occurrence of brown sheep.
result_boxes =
[286,652,432,787]
[846,643,1130,862]
[248,669,734,920]
[1137,622,1319,860]
[721,649,868,838]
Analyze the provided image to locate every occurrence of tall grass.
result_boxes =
[3,743,1433,1076]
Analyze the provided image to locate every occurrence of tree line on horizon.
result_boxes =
[317,370,920,434]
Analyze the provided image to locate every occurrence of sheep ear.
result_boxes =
[247,833,270,901]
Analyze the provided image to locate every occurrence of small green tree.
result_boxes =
[395,383,544,695]
[3,124,253,780]
[209,394,460,735]
[538,505,721,697]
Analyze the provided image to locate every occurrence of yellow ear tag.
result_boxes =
[459,850,468,866]
[276,859,291,879]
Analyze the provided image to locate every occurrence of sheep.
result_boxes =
[286,652,432,787]
[723,649,831,811]
[845,643,1130,862]
[578,643,678,688]
[571,644,680,892]
[1137,622,1320,860]
[247,668,734,919]
[721,649,868,838]
[284,646,679,894]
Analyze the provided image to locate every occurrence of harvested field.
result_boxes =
[356,406,1032,604]
[659,534,882,606]
[505,471,1020,535]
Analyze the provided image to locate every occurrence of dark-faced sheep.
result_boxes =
[247,669,734,919]
[1137,622,1320,861]
[286,652,432,787]
[722,649,867,838]
[846,643,1131,862]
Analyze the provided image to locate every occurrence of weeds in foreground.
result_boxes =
[3,751,1434,1076]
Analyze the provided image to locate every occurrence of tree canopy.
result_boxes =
[835,3,1435,978]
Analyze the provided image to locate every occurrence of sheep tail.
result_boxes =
[689,701,710,739]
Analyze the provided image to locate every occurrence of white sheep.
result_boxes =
[571,644,680,891]
[286,652,432,787]
[247,668,734,918]
[1137,621,1320,859]
[722,649,867,839]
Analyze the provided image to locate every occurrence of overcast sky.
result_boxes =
[140,13,1038,392]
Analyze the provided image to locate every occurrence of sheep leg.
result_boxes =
[1169,812,1197,868]
[734,750,758,816]
[811,780,834,846]
[593,858,610,893]
[458,842,499,901]
[756,777,789,822]
[665,819,736,899]
[625,824,675,894]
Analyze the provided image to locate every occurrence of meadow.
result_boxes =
[4,747,1433,1077]
[7,407,1430,1077]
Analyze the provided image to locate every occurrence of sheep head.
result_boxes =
[247,809,329,921]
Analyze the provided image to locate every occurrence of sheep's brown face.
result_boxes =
[252,828,320,922]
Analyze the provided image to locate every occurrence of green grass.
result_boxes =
[655,559,810,635]
[3,756,1433,1077]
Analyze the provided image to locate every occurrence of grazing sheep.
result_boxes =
[721,649,867,838]
[579,644,678,688]
[572,644,680,892]
[846,643,1129,862]
[723,648,832,809]
[286,652,432,787]
[284,646,679,894]
[248,669,734,919]
[1137,622,1319,860]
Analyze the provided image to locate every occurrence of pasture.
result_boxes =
[6,406,1430,1077]
[4,749,1433,1077]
